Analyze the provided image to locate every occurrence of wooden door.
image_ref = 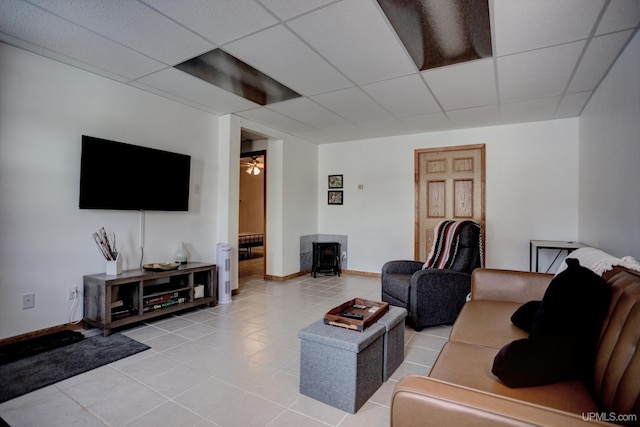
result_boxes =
[415,144,485,261]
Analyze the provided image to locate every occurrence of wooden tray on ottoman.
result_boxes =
[324,298,389,331]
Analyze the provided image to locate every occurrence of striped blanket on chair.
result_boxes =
[423,220,482,270]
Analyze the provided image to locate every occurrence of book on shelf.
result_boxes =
[142,297,186,313]
[111,300,124,309]
[144,291,179,306]
[111,305,135,320]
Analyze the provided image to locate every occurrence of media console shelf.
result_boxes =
[83,262,217,336]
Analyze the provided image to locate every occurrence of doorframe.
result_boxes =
[239,149,267,278]
[414,143,486,261]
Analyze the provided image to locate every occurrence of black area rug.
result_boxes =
[0,330,85,365]
[0,333,150,403]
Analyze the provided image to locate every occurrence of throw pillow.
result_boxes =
[529,258,610,340]
[492,258,611,388]
[510,300,541,333]
[492,336,582,388]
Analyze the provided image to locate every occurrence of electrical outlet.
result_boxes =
[67,286,77,300]
[342,251,347,259]
[22,292,35,309]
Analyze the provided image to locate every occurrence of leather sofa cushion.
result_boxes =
[450,300,527,349]
[429,341,599,414]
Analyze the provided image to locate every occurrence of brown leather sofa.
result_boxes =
[391,266,640,426]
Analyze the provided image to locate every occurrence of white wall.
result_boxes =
[283,136,319,275]
[0,43,219,339]
[235,119,319,278]
[318,119,580,273]
[578,31,640,259]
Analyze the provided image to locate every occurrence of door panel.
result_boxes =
[415,145,485,261]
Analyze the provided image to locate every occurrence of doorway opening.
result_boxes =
[239,129,267,278]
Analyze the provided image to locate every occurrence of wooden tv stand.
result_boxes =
[83,262,217,336]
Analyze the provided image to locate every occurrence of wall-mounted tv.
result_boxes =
[79,135,191,211]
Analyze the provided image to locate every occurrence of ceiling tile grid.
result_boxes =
[497,41,586,103]
[266,97,351,130]
[595,0,640,35]
[28,0,215,65]
[136,68,260,114]
[0,0,639,143]
[492,0,605,56]
[223,25,353,96]
[141,0,278,46]
[361,74,442,118]
[0,0,166,80]
[422,58,497,111]
[286,0,417,85]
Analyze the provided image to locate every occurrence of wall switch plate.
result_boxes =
[22,292,35,309]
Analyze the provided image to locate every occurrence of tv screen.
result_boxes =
[79,135,191,211]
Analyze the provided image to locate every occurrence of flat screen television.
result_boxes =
[79,135,191,211]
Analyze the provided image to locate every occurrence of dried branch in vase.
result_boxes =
[92,227,117,260]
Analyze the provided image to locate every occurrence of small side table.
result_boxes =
[530,240,585,273]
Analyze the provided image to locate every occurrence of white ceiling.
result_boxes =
[1,0,639,144]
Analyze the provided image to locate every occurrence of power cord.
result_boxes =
[68,285,81,324]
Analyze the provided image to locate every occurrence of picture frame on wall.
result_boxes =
[328,174,343,189]
[328,190,343,205]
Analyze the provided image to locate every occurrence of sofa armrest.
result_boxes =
[391,376,612,427]
[471,268,553,304]
[382,260,424,275]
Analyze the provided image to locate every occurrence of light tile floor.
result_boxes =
[0,273,451,427]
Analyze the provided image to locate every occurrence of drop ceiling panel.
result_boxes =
[596,0,640,35]
[267,98,351,129]
[311,87,394,124]
[28,0,215,65]
[0,33,131,83]
[129,80,225,115]
[400,112,452,134]
[493,0,604,56]
[136,68,259,113]
[423,58,497,110]
[142,0,278,45]
[568,30,633,93]
[362,74,441,118]
[297,124,367,144]
[447,105,500,128]
[256,0,335,21]
[498,41,585,103]
[288,0,416,84]
[555,91,592,118]
[237,107,316,133]
[358,117,406,137]
[500,97,559,124]
[0,0,164,80]
[224,25,353,96]
[1,0,639,142]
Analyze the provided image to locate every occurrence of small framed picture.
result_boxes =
[328,174,343,189]
[328,190,343,205]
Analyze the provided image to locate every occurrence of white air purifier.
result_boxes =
[216,243,232,304]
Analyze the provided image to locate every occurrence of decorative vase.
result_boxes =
[174,242,188,264]
[106,252,122,275]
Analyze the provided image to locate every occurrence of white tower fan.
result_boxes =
[216,243,232,304]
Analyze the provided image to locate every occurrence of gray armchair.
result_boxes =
[381,221,482,331]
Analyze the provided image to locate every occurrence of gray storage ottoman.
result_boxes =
[377,306,407,381]
[298,319,385,413]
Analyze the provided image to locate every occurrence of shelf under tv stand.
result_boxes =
[83,262,217,336]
